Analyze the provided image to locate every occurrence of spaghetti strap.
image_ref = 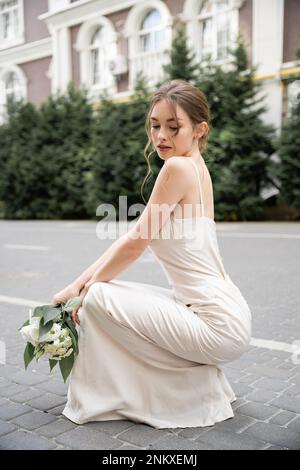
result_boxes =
[189,158,205,217]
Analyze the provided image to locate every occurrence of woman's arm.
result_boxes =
[51,233,137,306]
[69,157,189,325]
[72,157,188,290]
[83,157,188,285]
[72,233,140,290]
[68,233,143,325]
[73,157,188,289]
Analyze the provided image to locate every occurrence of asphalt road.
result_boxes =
[0,220,299,450]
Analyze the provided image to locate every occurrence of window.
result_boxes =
[0,67,26,120]
[90,27,107,86]
[216,0,230,60]
[76,17,118,97]
[198,0,232,62]
[124,2,172,91]
[138,9,166,54]
[199,1,213,59]
[0,0,22,46]
[4,70,22,100]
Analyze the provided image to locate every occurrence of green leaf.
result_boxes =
[63,297,82,313]
[24,342,35,370]
[49,359,58,371]
[39,318,53,338]
[64,316,78,340]
[69,331,79,356]
[41,305,62,325]
[32,306,44,318]
[34,345,45,361]
[59,353,75,383]
[64,317,79,355]
[66,325,79,355]
[18,318,30,331]
[33,304,61,325]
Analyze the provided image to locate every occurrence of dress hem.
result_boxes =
[62,395,237,430]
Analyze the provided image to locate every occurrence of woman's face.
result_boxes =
[150,99,207,161]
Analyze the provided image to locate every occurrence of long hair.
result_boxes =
[141,79,211,203]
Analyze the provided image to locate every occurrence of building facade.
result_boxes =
[0,0,299,132]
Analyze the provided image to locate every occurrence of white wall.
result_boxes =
[252,0,284,131]
[48,0,71,12]
[253,0,284,75]
[256,80,283,134]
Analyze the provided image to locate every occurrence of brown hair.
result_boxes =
[141,79,211,203]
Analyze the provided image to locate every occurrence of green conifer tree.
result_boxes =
[196,37,276,220]
[86,81,161,220]
[276,43,300,215]
[158,21,198,85]
[0,83,94,219]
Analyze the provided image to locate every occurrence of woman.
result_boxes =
[51,79,252,429]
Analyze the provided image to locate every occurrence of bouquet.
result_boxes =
[18,297,82,382]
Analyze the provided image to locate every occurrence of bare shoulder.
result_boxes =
[166,155,188,165]
[156,157,192,195]
[165,156,197,183]
[154,157,190,195]
[164,156,190,174]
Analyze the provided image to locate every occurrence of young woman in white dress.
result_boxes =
[51,79,252,429]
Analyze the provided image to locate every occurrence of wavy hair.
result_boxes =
[140,79,211,203]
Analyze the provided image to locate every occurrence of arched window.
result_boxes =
[75,17,118,97]
[199,0,213,60]
[0,0,24,49]
[0,67,27,120]
[90,27,107,86]
[0,0,19,41]
[124,1,172,91]
[215,0,231,60]
[183,0,242,64]
[198,0,232,61]
[4,71,22,101]
[138,9,166,53]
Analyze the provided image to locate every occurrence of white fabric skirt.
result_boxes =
[62,279,241,429]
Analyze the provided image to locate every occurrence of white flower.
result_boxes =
[61,336,72,349]
[60,347,73,359]
[20,316,41,347]
[63,348,73,357]
[39,323,62,343]
[20,314,62,346]
[56,347,67,355]
[43,339,73,359]
[44,344,57,353]
[61,328,69,338]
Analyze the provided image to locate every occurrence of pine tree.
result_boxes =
[158,21,198,85]
[196,36,276,220]
[0,98,40,218]
[34,82,93,219]
[132,71,151,101]
[276,43,300,215]
[0,83,94,219]
[86,85,161,220]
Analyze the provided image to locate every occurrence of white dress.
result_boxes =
[62,158,252,429]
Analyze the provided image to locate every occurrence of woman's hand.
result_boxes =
[51,283,81,306]
[70,279,94,327]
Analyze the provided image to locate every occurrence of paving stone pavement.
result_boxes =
[0,345,300,450]
[0,220,299,450]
